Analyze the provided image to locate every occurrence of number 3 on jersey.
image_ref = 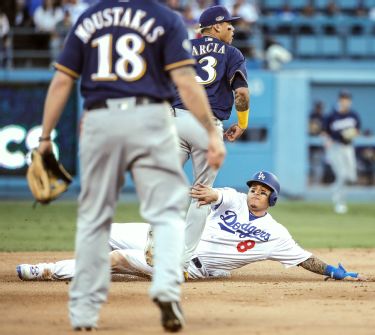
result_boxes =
[237,240,255,253]
[195,56,217,85]
[91,33,146,82]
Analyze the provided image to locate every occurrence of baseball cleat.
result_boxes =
[334,204,348,214]
[16,263,53,281]
[73,327,97,332]
[154,299,185,332]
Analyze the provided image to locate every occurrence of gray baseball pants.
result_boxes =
[327,142,357,206]
[69,98,189,329]
[174,108,224,270]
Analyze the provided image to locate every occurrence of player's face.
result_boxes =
[219,22,235,44]
[247,182,271,215]
[339,97,352,113]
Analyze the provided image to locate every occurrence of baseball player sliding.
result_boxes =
[17,171,365,282]
[172,5,250,272]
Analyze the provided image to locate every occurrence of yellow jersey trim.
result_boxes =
[164,59,195,71]
[54,63,80,79]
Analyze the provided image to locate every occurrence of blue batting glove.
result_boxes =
[324,263,358,280]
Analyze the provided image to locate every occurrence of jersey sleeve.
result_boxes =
[227,47,247,85]
[268,229,312,268]
[163,14,195,72]
[54,23,84,79]
[211,187,242,212]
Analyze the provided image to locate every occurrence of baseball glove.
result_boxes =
[341,127,357,141]
[26,149,72,204]
[144,226,154,267]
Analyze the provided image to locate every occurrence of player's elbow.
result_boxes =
[235,87,249,110]
[235,87,249,101]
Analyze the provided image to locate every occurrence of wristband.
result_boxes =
[237,109,249,130]
[38,136,51,142]
[324,265,337,278]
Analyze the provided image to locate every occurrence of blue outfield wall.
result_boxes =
[1,68,375,199]
[212,67,375,198]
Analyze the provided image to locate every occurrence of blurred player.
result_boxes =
[323,90,361,214]
[36,0,225,332]
[17,171,365,282]
[172,5,250,270]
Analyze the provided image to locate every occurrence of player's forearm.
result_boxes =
[234,87,249,112]
[299,256,364,280]
[183,88,216,133]
[171,67,216,134]
[41,71,74,137]
[298,256,327,275]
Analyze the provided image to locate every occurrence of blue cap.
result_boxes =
[199,5,240,28]
[339,89,352,99]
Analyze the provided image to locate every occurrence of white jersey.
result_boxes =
[48,192,311,280]
[188,188,311,278]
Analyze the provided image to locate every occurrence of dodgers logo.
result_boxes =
[258,172,266,180]
[218,210,270,242]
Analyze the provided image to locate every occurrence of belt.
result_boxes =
[87,97,164,111]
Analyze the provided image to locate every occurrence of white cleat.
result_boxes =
[334,204,348,214]
[16,263,53,281]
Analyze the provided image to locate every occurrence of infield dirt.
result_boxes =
[1,249,374,335]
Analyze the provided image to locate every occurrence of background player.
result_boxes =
[172,5,250,270]
[17,171,365,282]
[36,0,225,332]
[323,90,361,214]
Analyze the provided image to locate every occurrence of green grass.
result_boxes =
[0,201,142,251]
[0,201,374,251]
[270,202,375,248]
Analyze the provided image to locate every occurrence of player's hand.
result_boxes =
[207,132,226,170]
[324,263,367,281]
[224,124,245,142]
[325,273,368,282]
[342,273,368,282]
[190,183,219,206]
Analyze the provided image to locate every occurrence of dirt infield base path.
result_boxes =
[1,249,374,335]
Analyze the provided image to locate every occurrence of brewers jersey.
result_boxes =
[55,0,195,109]
[173,36,247,120]
[324,108,361,145]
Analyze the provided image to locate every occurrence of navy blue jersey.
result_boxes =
[324,108,361,144]
[172,36,247,120]
[54,0,195,109]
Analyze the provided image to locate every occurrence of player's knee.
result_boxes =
[110,250,129,272]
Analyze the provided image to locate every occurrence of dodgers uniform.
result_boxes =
[47,188,311,281]
[188,188,311,278]
[173,34,248,270]
[54,0,195,328]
